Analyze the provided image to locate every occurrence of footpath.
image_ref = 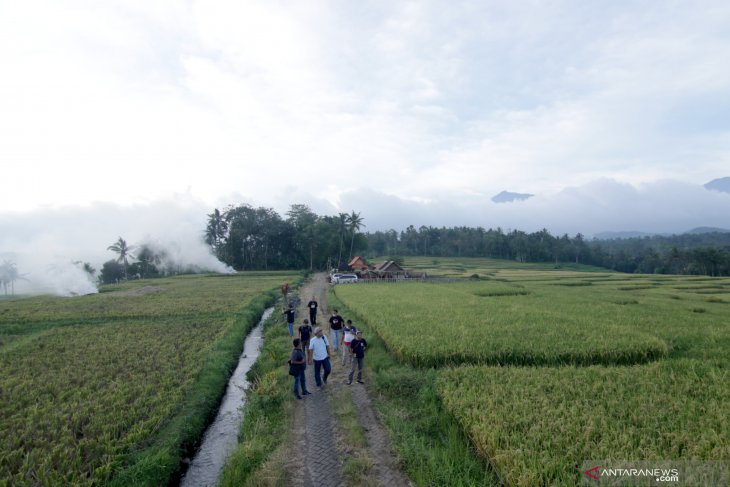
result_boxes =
[284,273,412,487]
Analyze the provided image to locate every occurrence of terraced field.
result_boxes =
[335,257,730,485]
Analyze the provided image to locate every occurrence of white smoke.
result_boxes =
[0,194,233,297]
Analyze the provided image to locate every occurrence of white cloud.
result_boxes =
[1,0,729,239]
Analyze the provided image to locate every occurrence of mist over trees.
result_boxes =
[202,205,730,277]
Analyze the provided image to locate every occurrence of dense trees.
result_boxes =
[206,204,367,271]
[197,205,726,278]
[200,203,729,277]
[363,226,730,276]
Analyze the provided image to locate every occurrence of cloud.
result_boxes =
[338,179,730,237]
[1,0,729,235]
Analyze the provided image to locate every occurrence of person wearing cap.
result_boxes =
[347,330,368,385]
[308,326,332,388]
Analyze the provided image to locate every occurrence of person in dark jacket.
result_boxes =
[290,338,310,399]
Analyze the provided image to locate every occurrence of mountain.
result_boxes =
[685,226,730,235]
[491,191,533,203]
[593,231,653,240]
[704,177,730,193]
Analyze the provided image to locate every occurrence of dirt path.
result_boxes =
[284,273,412,487]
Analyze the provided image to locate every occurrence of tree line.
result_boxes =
[96,205,730,283]
[366,226,730,276]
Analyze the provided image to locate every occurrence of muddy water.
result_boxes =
[179,307,274,487]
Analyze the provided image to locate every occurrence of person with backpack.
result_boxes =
[347,330,368,385]
[299,318,313,361]
[289,338,310,399]
[308,327,332,388]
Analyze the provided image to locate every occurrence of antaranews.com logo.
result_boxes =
[581,461,728,486]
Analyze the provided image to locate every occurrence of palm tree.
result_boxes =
[346,211,365,262]
[205,208,228,249]
[0,260,19,296]
[107,237,135,280]
[337,212,348,268]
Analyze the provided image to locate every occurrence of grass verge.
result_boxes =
[218,296,298,487]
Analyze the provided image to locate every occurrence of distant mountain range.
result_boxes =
[491,191,534,203]
[705,177,730,193]
[593,227,730,240]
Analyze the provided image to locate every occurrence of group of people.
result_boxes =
[286,296,368,399]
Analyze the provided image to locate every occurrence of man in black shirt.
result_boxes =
[347,331,368,385]
[283,304,295,337]
[298,319,313,361]
[328,309,344,352]
[307,296,318,325]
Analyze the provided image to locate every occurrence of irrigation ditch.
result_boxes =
[178,306,274,487]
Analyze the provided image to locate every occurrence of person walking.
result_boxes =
[328,309,344,352]
[283,303,296,337]
[299,318,313,361]
[308,327,332,389]
[347,331,368,385]
[289,338,310,399]
[341,320,357,366]
[307,296,318,325]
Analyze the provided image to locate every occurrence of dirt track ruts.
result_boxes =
[284,273,412,487]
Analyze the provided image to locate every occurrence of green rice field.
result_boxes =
[0,271,298,487]
[335,257,730,486]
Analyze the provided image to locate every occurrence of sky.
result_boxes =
[1,0,730,292]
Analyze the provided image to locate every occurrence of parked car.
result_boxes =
[329,273,344,283]
[332,274,358,284]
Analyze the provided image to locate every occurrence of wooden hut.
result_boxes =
[348,256,369,272]
[376,260,407,279]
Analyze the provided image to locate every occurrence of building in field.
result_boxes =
[348,256,369,272]
[376,260,407,279]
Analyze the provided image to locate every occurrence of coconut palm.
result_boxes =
[107,237,135,280]
[346,211,365,262]
[0,260,19,295]
[205,208,228,249]
[337,212,348,268]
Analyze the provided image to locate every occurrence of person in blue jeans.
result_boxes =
[308,327,332,388]
[328,309,344,352]
[347,331,368,385]
[289,338,310,399]
[283,304,296,337]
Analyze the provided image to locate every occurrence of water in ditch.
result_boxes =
[179,306,274,487]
